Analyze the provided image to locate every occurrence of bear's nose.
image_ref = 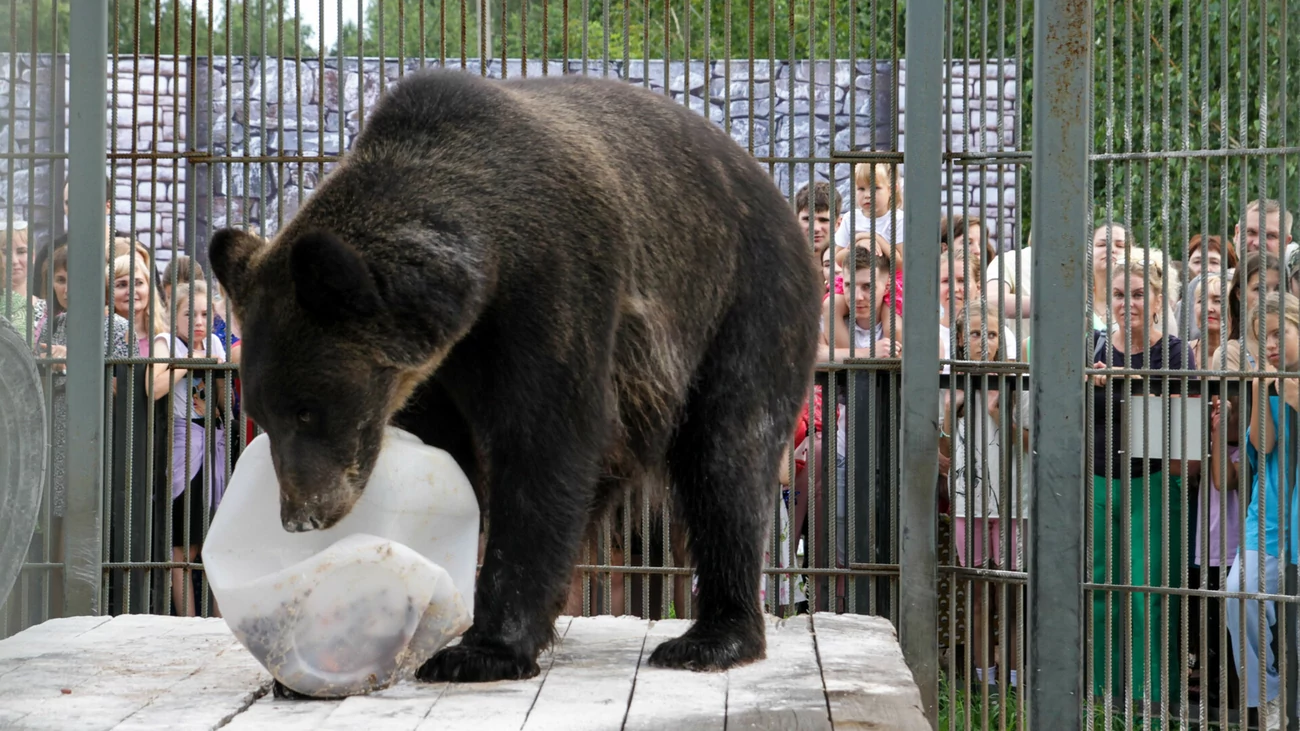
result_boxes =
[282,515,323,533]
[279,490,327,533]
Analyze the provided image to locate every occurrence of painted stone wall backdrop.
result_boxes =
[0,54,189,261]
[0,54,1021,268]
[190,56,898,260]
[899,59,1023,248]
[111,57,189,258]
[0,53,66,257]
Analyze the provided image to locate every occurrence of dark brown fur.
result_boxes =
[211,68,821,691]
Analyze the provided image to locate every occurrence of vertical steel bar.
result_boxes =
[899,0,941,720]
[65,0,109,616]
[1027,0,1091,726]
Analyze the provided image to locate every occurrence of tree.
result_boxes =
[13,0,1300,259]
[4,0,70,54]
[11,0,314,58]
[1086,0,1300,261]
[108,0,213,56]
[327,0,899,62]
[211,0,318,58]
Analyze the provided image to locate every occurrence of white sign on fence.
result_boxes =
[1125,394,1204,461]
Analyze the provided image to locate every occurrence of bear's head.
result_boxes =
[210,225,485,532]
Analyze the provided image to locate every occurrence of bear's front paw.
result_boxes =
[646,622,765,672]
[416,642,541,683]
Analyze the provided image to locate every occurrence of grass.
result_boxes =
[938,673,1023,730]
[936,674,1246,730]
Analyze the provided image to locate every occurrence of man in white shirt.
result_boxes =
[984,229,1033,319]
[1234,198,1295,262]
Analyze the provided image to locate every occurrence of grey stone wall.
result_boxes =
[0,53,67,257]
[0,55,190,258]
[1,54,1021,267]
[112,58,189,255]
[900,59,1022,247]
[190,56,898,259]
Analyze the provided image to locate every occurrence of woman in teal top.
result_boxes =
[1226,293,1300,724]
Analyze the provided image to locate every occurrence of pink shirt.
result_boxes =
[1195,445,1242,567]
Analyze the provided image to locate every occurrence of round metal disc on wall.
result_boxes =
[0,316,47,612]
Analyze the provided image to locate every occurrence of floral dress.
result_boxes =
[4,291,44,339]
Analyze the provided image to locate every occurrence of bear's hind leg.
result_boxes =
[646,315,801,672]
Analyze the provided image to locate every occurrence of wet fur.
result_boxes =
[210,69,821,687]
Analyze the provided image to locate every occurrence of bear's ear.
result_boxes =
[209,228,265,307]
[289,230,383,321]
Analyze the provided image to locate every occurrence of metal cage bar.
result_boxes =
[64,0,109,617]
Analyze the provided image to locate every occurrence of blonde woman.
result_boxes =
[941,298,1028,689]
[2,220,45,334]
[1089,250,1195,709]
[1090,222,1132,332]
[109,253,167,356]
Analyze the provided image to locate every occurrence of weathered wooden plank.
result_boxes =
[221,694,347,730]
[0,615,114,659]
[0,614,119,686]
[0,612,925,731]
[0,616,247,731]
[415,616,573,731]
[621,619,728,731]
[520,615,648,731]
[0,614,176,731]
[812,613,929,731]
[223,674,446,730]
[111,636,271,731]
[229,618,577,731]
[725,614,831,731]
[310,682,448,731]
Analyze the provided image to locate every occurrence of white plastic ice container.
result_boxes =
[203,427,479,698]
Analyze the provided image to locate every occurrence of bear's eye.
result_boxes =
[297,409,315,425]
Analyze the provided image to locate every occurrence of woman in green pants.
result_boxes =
[1089,251,1195,711]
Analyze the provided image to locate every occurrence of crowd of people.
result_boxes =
[4,165,1300,724]
[2,180,245,620]
[788,164,1300,723]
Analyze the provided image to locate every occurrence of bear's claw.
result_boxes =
[416,642,541,683]
[646,623,766,672]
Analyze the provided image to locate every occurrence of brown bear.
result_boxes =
[209,67,821,694]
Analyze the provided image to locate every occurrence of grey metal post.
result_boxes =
[899,0,942,721]
[1027,0,1091,726]
[64,0,109,616]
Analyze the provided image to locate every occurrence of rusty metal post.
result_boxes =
[64,0,109,616]
[1028,0,1091,726]
[899,0,943,721]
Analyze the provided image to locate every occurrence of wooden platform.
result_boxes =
[0,612,927,730]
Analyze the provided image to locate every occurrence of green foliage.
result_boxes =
[14,0,316,57]
[2,0,71,54]
[1089,0,1300,262]
[936,672,1228,730]
[937,0,1300,259]
[327,0,901,62]
[15,0,1300,261]
[937,672,1023,731]
[109,0,213,56]
[208,0,318,58]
